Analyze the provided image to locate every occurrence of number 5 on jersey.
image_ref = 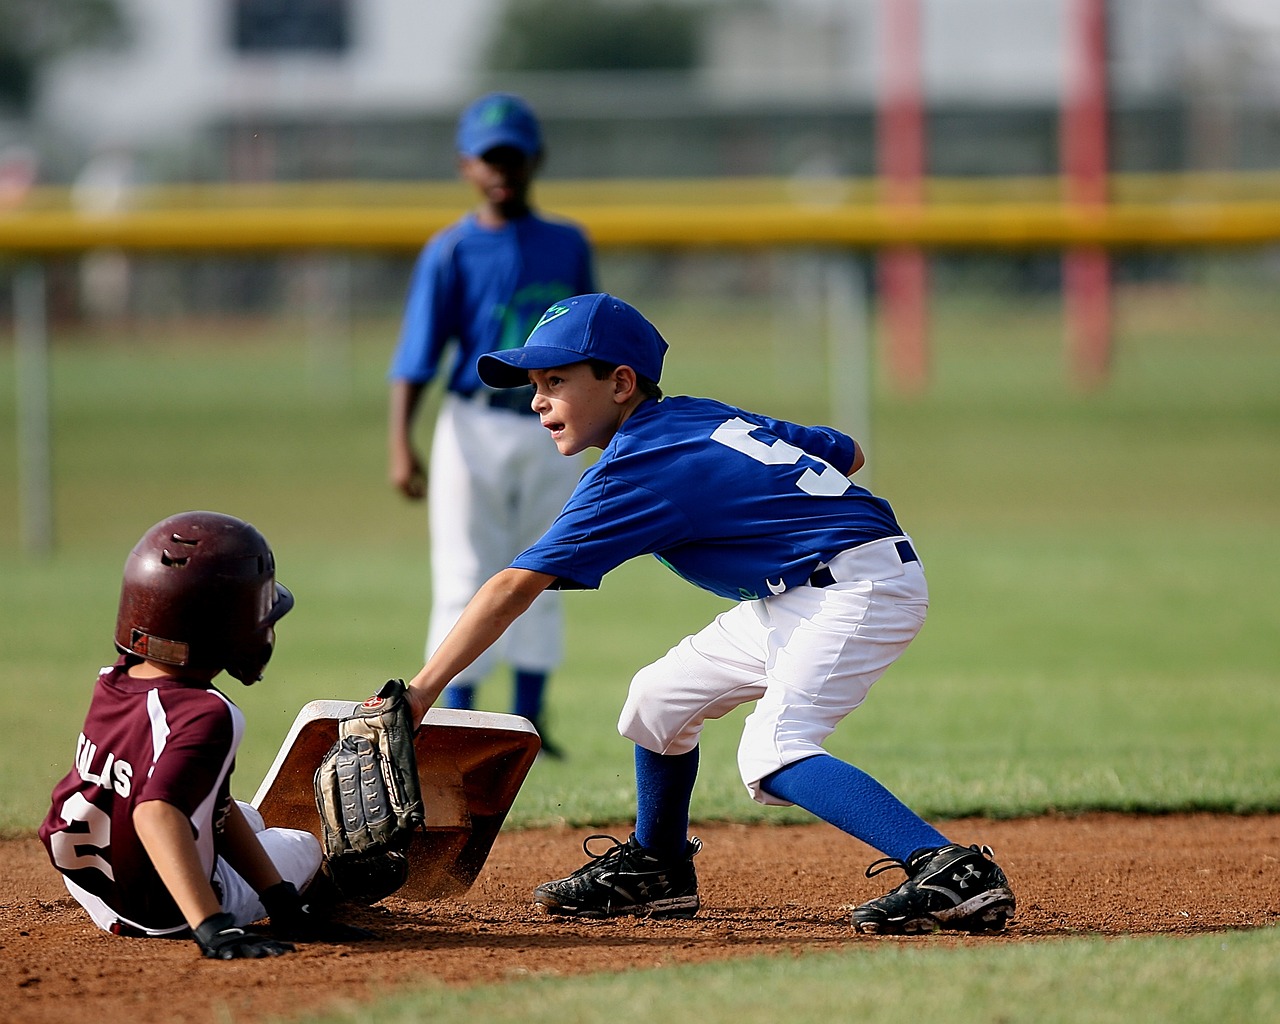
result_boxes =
[711,418,850,497]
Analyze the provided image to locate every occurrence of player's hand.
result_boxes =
[260,881,379,943]
[390,447,427,500]
[193,912,295,959]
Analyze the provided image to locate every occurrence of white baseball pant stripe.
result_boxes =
[618,536,929,805]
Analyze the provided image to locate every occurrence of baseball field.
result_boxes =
[1,258,1277,1022]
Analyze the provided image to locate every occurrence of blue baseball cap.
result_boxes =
[455,92,542,158]
[477,293,669,389]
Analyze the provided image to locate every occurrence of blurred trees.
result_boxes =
[0,0,128,114]
[485,0,711,72]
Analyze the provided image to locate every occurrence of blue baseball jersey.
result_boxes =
[511,396,905,601]
[389,212,596,394]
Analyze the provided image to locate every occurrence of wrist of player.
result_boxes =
[192,911,295,960]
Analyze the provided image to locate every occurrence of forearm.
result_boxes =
[406,567,555,723]
[134,799,223,929]
[388,380,425,453]
[217,800,283,895]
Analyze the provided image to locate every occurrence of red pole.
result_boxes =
[877,0,928,393]
[1061,0,1113,387]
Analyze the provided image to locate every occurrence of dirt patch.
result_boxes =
[4,814,1278,1024]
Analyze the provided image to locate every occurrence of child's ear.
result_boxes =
[612,366,637,400]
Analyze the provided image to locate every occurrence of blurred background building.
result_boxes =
[5,0,1280,183]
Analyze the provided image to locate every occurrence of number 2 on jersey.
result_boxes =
[711,417,850,497]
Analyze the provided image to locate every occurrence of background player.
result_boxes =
[387,91,596,757]
[394,293,1016,935]
[39,511,368,958]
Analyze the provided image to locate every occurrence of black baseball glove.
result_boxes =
[313,679,424,904]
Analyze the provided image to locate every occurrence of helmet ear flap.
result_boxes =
[225,641,273,685]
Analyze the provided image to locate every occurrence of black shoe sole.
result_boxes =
[534,895,700,920]
[853,899,1015,936]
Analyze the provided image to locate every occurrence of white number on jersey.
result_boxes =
[48,792,115,879]
[710,417,850,497]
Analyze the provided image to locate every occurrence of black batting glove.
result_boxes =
[193,911,295,960]
[259,881,378,943]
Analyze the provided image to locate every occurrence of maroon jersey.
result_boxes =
[39,656,244,934]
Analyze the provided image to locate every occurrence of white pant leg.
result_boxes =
[619,598,771,755]
[213,801,323,928]
[500,406,580,673]
[427,396,579,682]
[737,563,927,803]
[618,546,928,806]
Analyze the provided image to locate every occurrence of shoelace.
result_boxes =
[564,833,634,877]
[566,833,703,877]
[863,855,909,880]
[863,843,997,881]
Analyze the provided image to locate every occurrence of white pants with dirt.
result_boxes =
[617,536,929,805]
[426,393,582,684]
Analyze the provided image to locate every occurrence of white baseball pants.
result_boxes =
[426,394,582,683]
[618,536,929,805]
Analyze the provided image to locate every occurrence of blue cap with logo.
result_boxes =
[478,293,669,389]
[455,92,542,158]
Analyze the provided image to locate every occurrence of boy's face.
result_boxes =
[460,145,538,218]
[529,363,631,456]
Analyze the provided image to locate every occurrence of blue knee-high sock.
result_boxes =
[760,754,948,862]
[512,669,548,721]
[634,745,699,860]
[441,683,475,711]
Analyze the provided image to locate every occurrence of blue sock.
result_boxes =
[760,754,948,862]
[441,683,475,711]
[634,745,699,860]
[512,669,548,721]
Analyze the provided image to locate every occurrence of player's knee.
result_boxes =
[617,661,695,752]
[736,720,822,805]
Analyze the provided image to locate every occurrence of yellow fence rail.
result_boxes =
[2,173,1278,253]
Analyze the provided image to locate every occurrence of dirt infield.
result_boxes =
[4,814,1278,1024]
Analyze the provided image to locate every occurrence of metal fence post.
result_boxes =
[14,261,53,556]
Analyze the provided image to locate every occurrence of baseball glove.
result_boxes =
[314,679,424,904]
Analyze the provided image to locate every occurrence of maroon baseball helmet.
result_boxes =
[114,511,294,684]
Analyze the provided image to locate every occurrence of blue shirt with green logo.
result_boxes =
[389,212,595,395]
[511,396,904,602]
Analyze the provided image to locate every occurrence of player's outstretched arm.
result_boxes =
[134,799,294,959]
[405,567,556,724]
[134,799,225,927]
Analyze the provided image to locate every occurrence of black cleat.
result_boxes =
[534,833,701,919]
[852,843,1015,935]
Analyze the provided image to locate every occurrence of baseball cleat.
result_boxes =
[533,833,701,919]
[852,843,1015,935]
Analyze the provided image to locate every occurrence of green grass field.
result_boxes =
[1,264,1277,1021]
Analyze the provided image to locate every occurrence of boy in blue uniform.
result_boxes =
[400,294,1016,934]
[388,92,595,756]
